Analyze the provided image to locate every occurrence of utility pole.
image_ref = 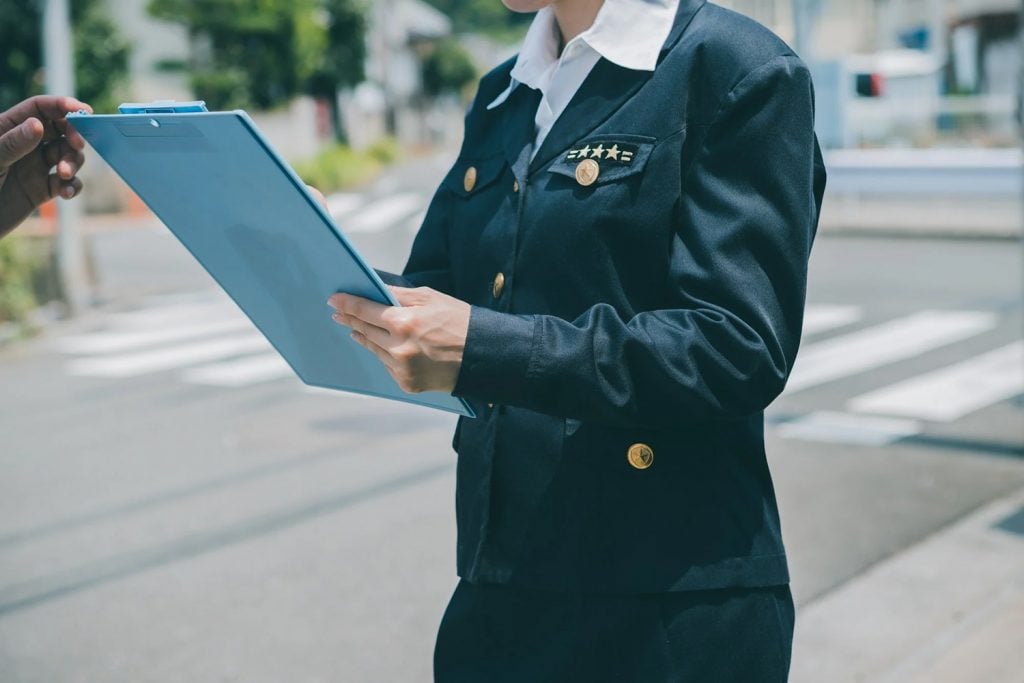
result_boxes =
[792,0,823,62]
[42,0,89,315]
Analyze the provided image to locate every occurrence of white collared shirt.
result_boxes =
[487,0,680,159]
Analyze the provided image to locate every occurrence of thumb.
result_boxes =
[388,284,433,306]
[0,117,44,170]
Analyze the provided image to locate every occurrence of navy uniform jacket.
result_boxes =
[377,0,827,593]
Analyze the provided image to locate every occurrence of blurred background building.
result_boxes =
[720,0,1021,147]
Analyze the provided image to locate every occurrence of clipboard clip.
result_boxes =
[117,100,208,114]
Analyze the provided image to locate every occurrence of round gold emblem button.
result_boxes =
[627,443,654,470]
[464,166,477,192]
[492,271,505,298]
[574,158,600,186]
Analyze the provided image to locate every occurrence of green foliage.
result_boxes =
[0,0,38,111]
[307,0,368,142]
[190,68,250,110]
[148,0,333,111]
[366,136,401,164]
[0,238,40,328]
[72,3,131,114]
[421,0,532,36]
[0,0,130,112]
[308,0,367,94]
[293,138,402,193]
[422,38,477,98]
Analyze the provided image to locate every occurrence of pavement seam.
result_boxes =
[791,485,1024,682]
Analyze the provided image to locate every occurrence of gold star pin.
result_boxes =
[604,144,620,161]
[589,144,605,158]
[577,144,592,159]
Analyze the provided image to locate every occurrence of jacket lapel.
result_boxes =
[526,0,707,177]
[499,84,544,183]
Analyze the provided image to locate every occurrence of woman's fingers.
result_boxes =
[333,311,391,348]
[351,330,398,373]
[328,293,391,330]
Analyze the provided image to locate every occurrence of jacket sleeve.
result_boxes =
[452,55,826,429]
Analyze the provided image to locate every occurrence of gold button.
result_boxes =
[492,271,505,298]
[627,443,654,470]
[513,179,519,193]
[487,402,494,408]
[464,166,477,192]
[575,158,600,186]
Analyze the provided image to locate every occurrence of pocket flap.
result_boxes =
[448,155,507,197]
[547,134,656,185]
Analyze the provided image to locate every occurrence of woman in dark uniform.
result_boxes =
[327,0,826,679]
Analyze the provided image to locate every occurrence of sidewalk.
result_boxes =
[791,486,1024,682]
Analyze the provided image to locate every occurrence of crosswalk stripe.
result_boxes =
[848,341,1024,421]
[802,304,863,335]
[326,192,363,218]
[104,299,239,331]
[343,193,423,234]
[785,310,997,394]
[55,318,254,355]
[775,410,922,446]
[181,353,293,387]
[68,333,270,378]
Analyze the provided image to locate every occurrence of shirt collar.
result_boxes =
[487,0,680,110]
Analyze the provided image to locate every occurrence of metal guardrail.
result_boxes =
[824,148,1023,196]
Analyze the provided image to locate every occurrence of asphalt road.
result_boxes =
[0,154,1022,682]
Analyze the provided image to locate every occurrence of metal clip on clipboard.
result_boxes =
[116,100,209,114]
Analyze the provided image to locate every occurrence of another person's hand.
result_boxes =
[328,285,470,394]
[306,185,327,211]
[0,95,92,238]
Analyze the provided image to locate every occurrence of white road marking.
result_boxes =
[785,310,997,394]
[68,333,270,378]
[776,410,922,446]
[55,318,254,355]
[802,304,863,336]
[848,341,1024,421]
[326,192,363,218]
[182,352,293,387]
[343,193,423,234]
[134,288,226,308]
[103,299,240,331]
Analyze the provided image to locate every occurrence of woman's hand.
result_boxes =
[328,286,471,394]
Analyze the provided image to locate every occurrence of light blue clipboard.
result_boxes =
[67,104,475,418]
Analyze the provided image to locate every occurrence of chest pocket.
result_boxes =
[546,133,656,187]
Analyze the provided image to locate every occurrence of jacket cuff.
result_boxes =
[453,305,538,405]
[374,268,416,288]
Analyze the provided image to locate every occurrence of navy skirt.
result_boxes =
[434,579,794,682]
